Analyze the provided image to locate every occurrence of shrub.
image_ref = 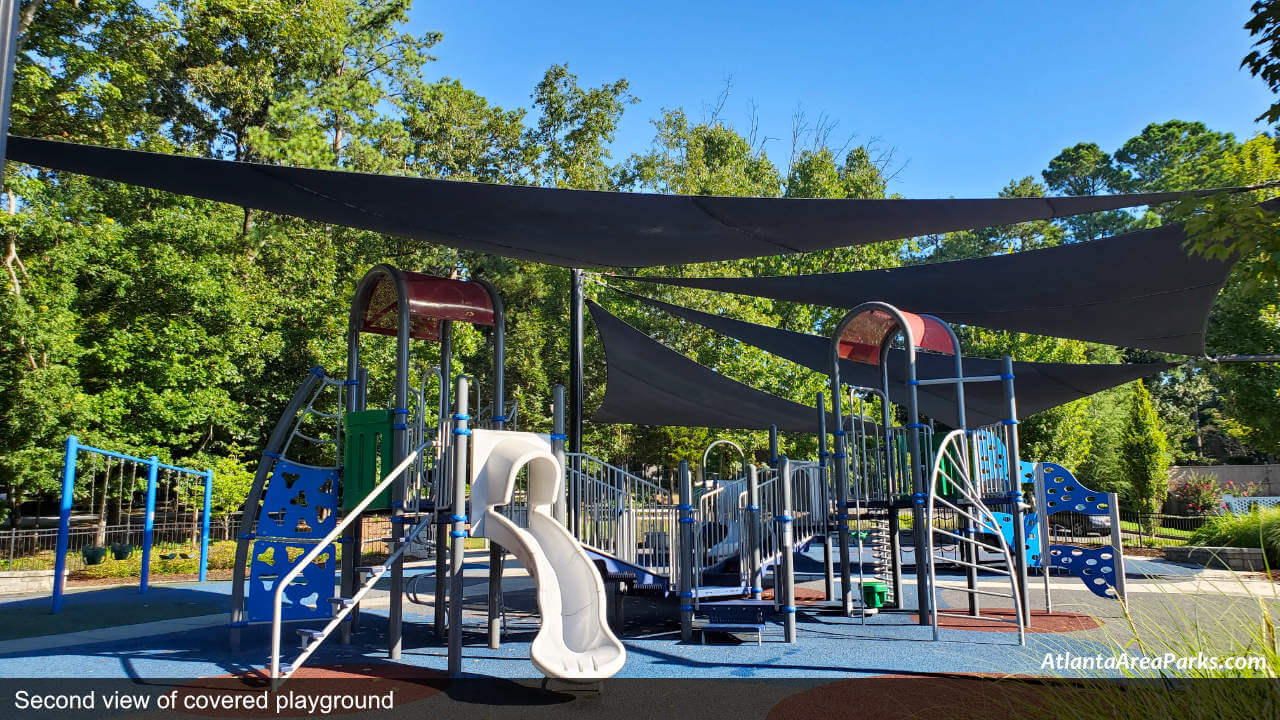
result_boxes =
[1170,471,1221,515]
[1189,506,1280,565]
[1223,478,1261,498]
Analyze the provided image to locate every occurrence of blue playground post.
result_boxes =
[50,435,78,614]
[140,456,159,594]
[199,468,213,582]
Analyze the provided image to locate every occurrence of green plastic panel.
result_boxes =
[342,410,394,511]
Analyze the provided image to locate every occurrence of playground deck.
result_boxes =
[1,546,1268,681]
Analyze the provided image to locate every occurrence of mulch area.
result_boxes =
[1122,547,1165,558]
[767,675,1095,720]
[67,568,235,586]
[910,608,1101,633]
[760,587,831,604]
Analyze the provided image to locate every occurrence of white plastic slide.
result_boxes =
[469,429,626,680]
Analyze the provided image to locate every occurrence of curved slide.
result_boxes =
[470,430,626,680]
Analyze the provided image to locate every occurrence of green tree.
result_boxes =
[528,64,636,190]
[1119,381,1170,512]
[1041,143,1133,241]
[1243,0,1280,124]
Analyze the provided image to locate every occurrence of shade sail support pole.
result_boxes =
[569,269,584,454]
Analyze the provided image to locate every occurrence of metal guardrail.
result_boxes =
[566,453,679,581]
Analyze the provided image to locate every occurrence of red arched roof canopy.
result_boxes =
[837,308,954,364]
[360,271,495,341]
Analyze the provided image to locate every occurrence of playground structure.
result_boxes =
[49,438,213,613]
[211,267,1142,682]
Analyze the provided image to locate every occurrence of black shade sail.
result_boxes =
[610,288,1173,427]
[7,135,1264,269]
[588,301,841,433]
[618,220,1245,355]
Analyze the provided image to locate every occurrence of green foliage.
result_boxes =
[1120,381,1171,512]
[1243,0,1280,124]
[1189,507,1280,564]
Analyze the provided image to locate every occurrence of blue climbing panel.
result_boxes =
[984,512,1042,567]
[1048,545,1119,599]
[1032,463,1124,600]
[256,460,339,540]
[246,458,340,622]
[1039,462,1111,516]
[246,540,336,622]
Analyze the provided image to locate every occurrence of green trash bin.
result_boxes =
[861,580,888,609]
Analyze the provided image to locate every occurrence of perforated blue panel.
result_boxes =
[1039,463,1110,517]
[256,460,339,539]
[984,512,1042,567]
[1019,461,1036,485]
[246,540,336,622]
[1048,544,1120,599]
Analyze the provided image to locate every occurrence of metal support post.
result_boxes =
[140,456,159,594]
[816,393,834,601]
[1108,492,1127,602]
[677,460,694,642]
[552,385,567,525]
[447,377,470,676]
[51,436,78,614]
[779,457,796,643]
[435,321,453,641]
[569,269,584,454]
[746,465,762,600]
[1002,356,1030,625]
[199,469,213,582]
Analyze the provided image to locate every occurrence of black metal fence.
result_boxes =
[1039,510,1208,550]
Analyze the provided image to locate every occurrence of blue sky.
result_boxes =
[410,1,1273,198]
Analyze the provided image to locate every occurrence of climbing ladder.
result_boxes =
[925,429,1025,645]
[863,507,897,607]
[230,368,347,645]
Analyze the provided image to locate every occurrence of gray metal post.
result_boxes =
[768,425,779,472]
[447,377,469,676]
[479,280,506,651]
[1034,462,1053,614]
[0,0,20,181]
[551,385,567,525]
[569,269,584,454]
[779,457,796,643]
[827,385,854,616]
[817,392,834,601]
[487,544,503,649]
[746,464,762,600]
[677,460,694,642]
[434,320,453,641]
[1108,492,1127,601]
[1003,356,1030,625]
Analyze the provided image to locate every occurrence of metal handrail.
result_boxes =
[269,440,432,680]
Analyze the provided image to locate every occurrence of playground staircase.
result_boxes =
[280,504,435,679]
[269,441,435,681]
